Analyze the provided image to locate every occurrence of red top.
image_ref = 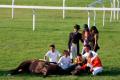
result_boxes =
[80,56,102,71]
[91,56,102,68]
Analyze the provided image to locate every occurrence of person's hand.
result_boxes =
[90,68,93,72]
[87,63,93,68]
[75,65,81,70]
[68,49,70,52]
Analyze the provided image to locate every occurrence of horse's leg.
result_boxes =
[63,64,77,75]
[71,65,81,75]
[10,60,32,75]
[40,67,48,77]
[44,64,60,75]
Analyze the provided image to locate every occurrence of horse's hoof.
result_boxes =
[43,74,47,78]
[71,71,77,75]
[42,72,48,77]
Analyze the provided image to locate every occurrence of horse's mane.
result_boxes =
[31,59,47,62]
[38,59,46,62]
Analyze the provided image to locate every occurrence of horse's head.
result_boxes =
[29,59,53,76]
[29,59,60,76]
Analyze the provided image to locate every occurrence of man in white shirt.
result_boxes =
[82,45,97,60]
[44,44,61,63]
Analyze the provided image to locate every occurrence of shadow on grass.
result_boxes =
[0,70,10,76]
[0,67,120,77]
[98,67,120,76]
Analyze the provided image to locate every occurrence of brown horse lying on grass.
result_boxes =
[9,59,90,76]
[9,59,62,76]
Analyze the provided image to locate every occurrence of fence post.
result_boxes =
[63,0,65,19]
[32,9,35,31]
[110,1,113,22]
[117,0,119,20]
[103,6,105,27]
[12,0,14,19]
[88,11,90,29]
[94,10,96,26]
[113,0,116,20]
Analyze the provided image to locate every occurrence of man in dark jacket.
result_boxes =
[68,24,83,62]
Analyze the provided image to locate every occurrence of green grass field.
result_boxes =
[0,0,120,80]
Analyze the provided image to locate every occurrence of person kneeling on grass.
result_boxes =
[72,52,103,76]
[58,50,77,74]
[86,52,103,75]
[83,45,103,75]
[74,54,83,66]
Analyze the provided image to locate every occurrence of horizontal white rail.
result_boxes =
[0,5,120,11]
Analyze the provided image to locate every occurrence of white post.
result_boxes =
[117,0,119,20]
[88,11,90,29]
[63,0,65,19]
[110,1,113,22]
[113,0,116,20]
[103,8,105,27]
[12,0,14,19]
[32,9,35,31]
[94,10,96,26]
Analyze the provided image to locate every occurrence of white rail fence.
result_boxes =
[0,0,120,31]
[110,0,120,22]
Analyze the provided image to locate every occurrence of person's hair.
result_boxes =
[77,54,82,56]
[63,50,69,55]
[82,24,89,33]
[83,24,89,30]
[84,44,91,50]
[49,44,55,48]
[90,26,99,33]
[74,24,80,30]
[84,28,89,32]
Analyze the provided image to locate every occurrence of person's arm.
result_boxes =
[86,58,93,71]
[91,51,98,56]
[57,51,61,57]
[44,52,49,61]
[93,34,98,51]
[68,33,72,52]
[80,33,84,43]
[44,56,47,61]
[82,53,88,60]
[58,57,63,64]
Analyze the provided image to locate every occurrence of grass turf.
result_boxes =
[0,0,120,80]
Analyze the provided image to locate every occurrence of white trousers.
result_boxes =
[70,43,77,59]
[92,67,103,75]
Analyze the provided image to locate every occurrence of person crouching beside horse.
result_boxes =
[86,52,103,75]
[58,50,77,74]
[71,46,103,75]
[74,54,83,66]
